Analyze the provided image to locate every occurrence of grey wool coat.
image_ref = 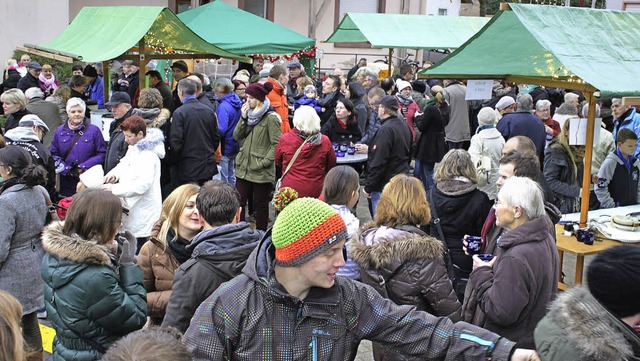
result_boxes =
[0,184,48,314]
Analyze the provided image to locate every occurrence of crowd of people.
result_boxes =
[0,54,639,361]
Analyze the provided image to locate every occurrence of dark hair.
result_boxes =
[328,75,342,90]
[120,115,147,137]
[381,77,395,93]
[232,79,246,89]
[399,64,413,76]
[269,64,288,79]
[499,151,540,181]
[347,81,364,101]
[145,70,163,81]
[63,189,122,244]
[71,65,83,72]
[617,128,638,144]
[336,99,356,126]
[68,74,87,88]
[322,166,360,205]
[197,180,240,227]
[102,326,191,361]
[0,146,46,187]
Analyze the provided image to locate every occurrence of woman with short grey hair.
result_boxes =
[463,176,559,349]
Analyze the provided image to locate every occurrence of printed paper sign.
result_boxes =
[465,80,493,100]
[569,118,602,145]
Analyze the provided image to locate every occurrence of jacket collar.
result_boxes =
[42,222,113,266]
[498,216,550,249]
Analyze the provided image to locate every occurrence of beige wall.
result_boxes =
[0,0,69,73]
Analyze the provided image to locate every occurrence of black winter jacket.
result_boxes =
[162,222,263,333]
[364,116,412,193]
[104,107,133,173]
[321,114,362,145]
[169,97,220,182]
[1,68,21,91]
[543,142,581,214]
[414,102,447,163]
[17,72,41,92]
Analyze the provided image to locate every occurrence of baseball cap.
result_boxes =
[19,114,49,133]
[27,61,42,70]
[105,92,131,107]
[287,62,302,69]
[375,95,399,111]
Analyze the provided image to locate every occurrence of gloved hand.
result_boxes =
[117,230,137,266]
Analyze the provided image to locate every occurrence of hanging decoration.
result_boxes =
[250,45,317,62]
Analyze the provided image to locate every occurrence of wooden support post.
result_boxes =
[102,61,110,106]
[138,38,148,95]
[579,92,597,227]
[388,48,393,75]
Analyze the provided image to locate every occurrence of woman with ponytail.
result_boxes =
[413,85,449,191]
[0,146,48,360]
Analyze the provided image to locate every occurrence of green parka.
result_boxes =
[41,223,147,361]
[233,109,282,184]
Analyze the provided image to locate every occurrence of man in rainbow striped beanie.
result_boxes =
[184,197,538,361]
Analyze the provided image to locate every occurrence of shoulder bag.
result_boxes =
[273,136,311,199]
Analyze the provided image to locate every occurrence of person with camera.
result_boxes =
[50,97,106,197]
[41,189,147,360]
[463,176,559,349]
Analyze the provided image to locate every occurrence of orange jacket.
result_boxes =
[266,77,291,134]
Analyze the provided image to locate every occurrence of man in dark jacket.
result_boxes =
[364,95,412,216]
[113,60,140,107]
[497,93,546,158]
[183,197,537,360]
[318,75,344,127]
[146,70,173,111]
[162,180,263,333]
[16,61,43,92]
[169,60,189,114]
[104,92,133,173]
[25,87,62,148]
[170,78,220,185]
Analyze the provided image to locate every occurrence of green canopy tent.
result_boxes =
[178,0,315,55]
[420,4,640,225]
[325,13,490,73]
[24,6,250,103]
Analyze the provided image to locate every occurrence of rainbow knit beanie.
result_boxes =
[272,197,348,267]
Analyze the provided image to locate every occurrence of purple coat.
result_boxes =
[50,120,106,196]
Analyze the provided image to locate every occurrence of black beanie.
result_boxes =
[411,80,427,94]
[83,65,98,77]
[587,244,640,318]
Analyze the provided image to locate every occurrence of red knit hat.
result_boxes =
[245,82,273,102]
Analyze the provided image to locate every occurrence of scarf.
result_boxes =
[39,73,58,91]
[0,177,22,195]
[296,131,322,145]
[247,97,271,126]
[68,120,83,131]
[476,124,495,134]
[396,93,413,105]
[167,228,193,264]
[336,117,348,129]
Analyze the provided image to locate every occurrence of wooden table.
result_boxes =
[555,224,626,290]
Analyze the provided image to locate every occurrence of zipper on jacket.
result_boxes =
[311,334,318,361]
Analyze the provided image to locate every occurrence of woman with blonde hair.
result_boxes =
[0,291,26,361]
[429,149,493,301]
[1,88,30,132]
[46,85,72,123]
[350,174,462,361]
[543,119,584,213]
[39,64,59,96]
[275,105,336,198]
[2,59,21,92]
[137,183,201,325]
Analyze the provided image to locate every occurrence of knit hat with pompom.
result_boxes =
[272,197,348,267]
[245,81,273,102]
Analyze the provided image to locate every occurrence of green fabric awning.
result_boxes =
[421,4,640,97]
[178,0,315,55]
[325,13,490,49]
[38,6,248,63]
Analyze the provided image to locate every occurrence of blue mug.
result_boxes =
[466,236,482,255]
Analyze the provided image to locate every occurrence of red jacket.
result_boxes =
[397,96,420,140]
[266,77,291,135]
[275,129,336,198]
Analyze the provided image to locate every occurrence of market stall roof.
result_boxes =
[178,0,315,55]
[325,13,489,49]
[420,4,640,98]
[32,6,248,63]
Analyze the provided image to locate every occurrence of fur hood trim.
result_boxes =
[42,222,113,266]
[547,286,637,359]
[135,128,164,152]
[134,107,170,129]
[350,222,444,269]
[436,178,477,196]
